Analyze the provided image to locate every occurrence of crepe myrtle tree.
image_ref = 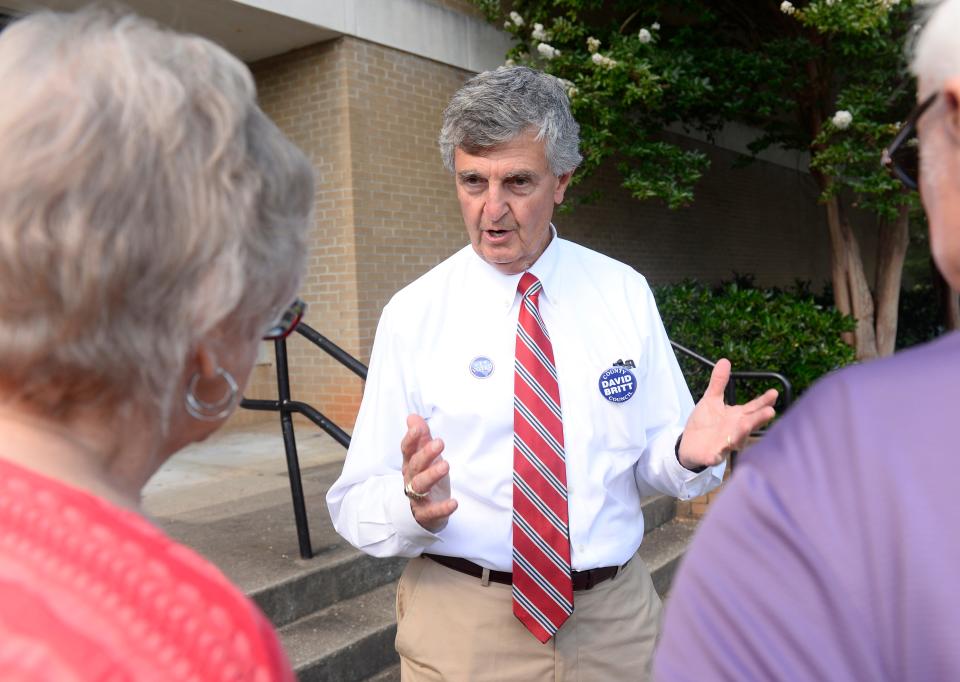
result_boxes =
[475,0,922,359]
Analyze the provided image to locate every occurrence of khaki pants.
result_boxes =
[396,553,662,681]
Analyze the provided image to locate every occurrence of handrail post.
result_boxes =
[724,377,738,470]
[274,337,313,559]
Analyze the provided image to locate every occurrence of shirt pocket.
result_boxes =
[588,378,649,454]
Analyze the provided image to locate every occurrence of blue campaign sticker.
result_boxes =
[598,366,637,403]
[469,356,495,379]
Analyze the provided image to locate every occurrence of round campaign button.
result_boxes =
[469,356,495,379]
[598,366,636,403]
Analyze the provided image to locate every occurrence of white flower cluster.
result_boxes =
[832,109,853,129]
[638,28,653,44]
[532,22,551,42]
[558,78,577,99]
[879,0,901,8]
[504,58,516,67]
[591,52,618,69]
[537,42,561,60]
[781,1,796,15]
[509,11,524,27]
[652,22,661,31]
[587,36,601,53]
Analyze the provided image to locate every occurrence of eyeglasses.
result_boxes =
[263,297,306,340]
[881,92,938,190]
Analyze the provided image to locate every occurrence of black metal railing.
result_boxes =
[240,322,365,559]
[243,323,792,559]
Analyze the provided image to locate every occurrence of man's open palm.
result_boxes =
[678,359,778,470]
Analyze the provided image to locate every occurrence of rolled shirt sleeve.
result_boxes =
[633,283,725,500]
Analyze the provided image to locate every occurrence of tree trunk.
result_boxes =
[874,204,910,356]
[824,196,854,346]
[825,195,879,359]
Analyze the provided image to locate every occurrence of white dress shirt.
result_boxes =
[326,229,724,571]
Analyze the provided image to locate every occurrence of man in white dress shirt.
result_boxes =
[327,66,777,681]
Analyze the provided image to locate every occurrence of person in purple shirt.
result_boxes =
[654,2,960,680]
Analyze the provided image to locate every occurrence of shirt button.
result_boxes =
[576,544,585,554]
[567,486,574,496]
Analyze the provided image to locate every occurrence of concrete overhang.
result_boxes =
[0,0,511,70]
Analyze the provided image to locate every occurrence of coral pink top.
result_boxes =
[0,458,295,681]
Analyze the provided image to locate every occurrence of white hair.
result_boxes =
[910,0,960,96]
[0,9,314,420]
[439,66,582,176]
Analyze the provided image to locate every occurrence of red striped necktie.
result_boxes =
[512,272,573,643]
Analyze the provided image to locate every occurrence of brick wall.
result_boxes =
[236,39,364,428]
[343,39,471,359]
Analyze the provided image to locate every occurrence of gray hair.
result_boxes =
[910,0,960,96]
[0,9,314,420]
[439,66,582,176]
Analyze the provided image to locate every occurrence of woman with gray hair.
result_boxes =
[654,1,960,679]
[0,9,312,680]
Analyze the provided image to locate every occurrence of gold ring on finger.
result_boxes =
[404,479,429,500]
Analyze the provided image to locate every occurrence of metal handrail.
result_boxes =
[295,324,368,381]
[239,322,363,558]
[670,340,794,407]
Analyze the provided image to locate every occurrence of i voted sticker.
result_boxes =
[598,366,636,403]
[469,356,495,378]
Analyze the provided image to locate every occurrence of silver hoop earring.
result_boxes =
[185,367,239,422]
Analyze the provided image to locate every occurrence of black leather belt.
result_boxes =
[423,554,627,591]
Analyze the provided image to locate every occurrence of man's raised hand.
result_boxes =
[677,359,778,470]
[401,414,457,532]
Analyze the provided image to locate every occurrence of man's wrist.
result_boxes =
[675,433,707,473]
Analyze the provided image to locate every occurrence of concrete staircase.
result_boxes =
[145,426,698,682]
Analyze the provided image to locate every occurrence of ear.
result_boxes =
[554,170,574,204]
[191,342,219,380]
[943,77,960,138]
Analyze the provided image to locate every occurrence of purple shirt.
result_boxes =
[655,332,960,681]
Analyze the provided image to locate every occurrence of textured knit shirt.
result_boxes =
[655,331,960,681]
[327,232,723,571]
[0,458,295,682]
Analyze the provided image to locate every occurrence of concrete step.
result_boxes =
[150,458,406,627]
[254,547,405,629]
[642,494,676,534]
[363,664,400,682]
[637,517,698,596]
[279,581,402,682]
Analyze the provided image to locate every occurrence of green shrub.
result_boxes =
[653,279,856,406]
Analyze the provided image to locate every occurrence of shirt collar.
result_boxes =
[526,223,561,306]
[467,224,562,314]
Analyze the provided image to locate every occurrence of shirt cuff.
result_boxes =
[665,429,725,496]
[385,476,443,549]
